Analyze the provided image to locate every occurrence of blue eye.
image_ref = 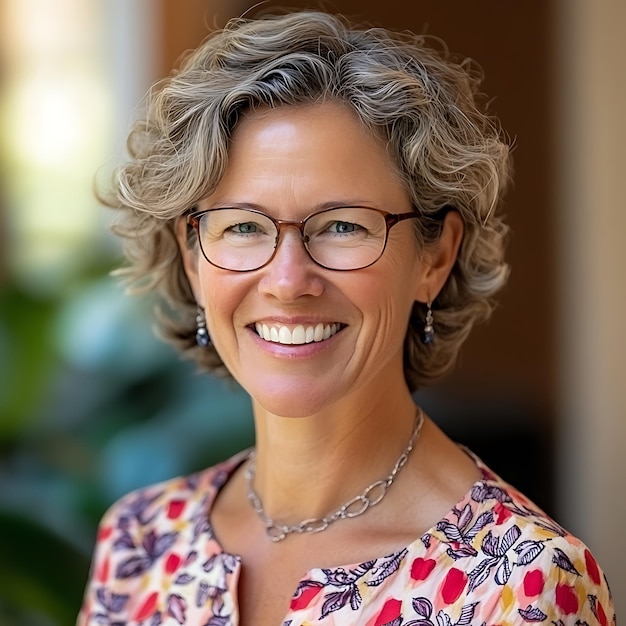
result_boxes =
[231,222,259,234]
[331,221,358,234]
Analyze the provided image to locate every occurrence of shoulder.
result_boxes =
[97,452,244,550]
[415,462,615,625]
[77,451,248,624]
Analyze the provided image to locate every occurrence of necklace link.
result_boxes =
[298,518,329,533]
[342,495,370,518]
[266,523,288,541]
[245,408,425,542]
[362,480,388,506]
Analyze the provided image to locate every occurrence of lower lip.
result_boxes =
[247,327,343,358]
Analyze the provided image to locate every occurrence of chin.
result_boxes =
[249,378,341,418]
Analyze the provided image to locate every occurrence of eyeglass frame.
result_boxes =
[186,205,448,272]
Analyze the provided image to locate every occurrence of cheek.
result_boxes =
[196,267,247,330]
[380,244,424,300]
[363,251,423,337]
[354,264,419,330]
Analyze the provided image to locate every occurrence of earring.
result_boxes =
[195,306,210,347]
[421,301,435,345]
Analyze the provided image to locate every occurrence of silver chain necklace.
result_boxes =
[245,408,425,542]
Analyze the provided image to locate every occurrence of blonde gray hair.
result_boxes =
[108,10,511,391]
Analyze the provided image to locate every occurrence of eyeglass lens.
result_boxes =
[196,207,389,271]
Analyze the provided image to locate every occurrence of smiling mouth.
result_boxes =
[254,322,343,345]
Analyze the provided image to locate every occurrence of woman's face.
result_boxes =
[179,102,454,417]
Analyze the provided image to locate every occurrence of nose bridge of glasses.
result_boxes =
[268,218,319,271]
[275,218,309,244]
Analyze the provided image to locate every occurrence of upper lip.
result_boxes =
[249,316,345,326]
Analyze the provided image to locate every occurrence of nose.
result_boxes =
[257,227,325,301]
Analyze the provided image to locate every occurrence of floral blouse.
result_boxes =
[77,450,615,626]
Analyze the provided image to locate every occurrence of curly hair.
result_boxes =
[106,10,511,392]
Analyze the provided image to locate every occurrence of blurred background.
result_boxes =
[0,0,623,623]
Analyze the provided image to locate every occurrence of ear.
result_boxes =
[414,210,464,302]
[174,215,202,302]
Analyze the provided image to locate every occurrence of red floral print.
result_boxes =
[523,569,544,597]
[597,601,609,626]
[494,501,513,525]
[290,583,323,611]
[133,591,158,621]
[410,557,436,581]
[585,549,602,585]
[555,583,579,614]
[97,525,113,541]
[167,499,186,519]
[374,598,402,626]
[165,553,183,575]
[440,567,467,604]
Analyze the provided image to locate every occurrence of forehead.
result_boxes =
[233,101,384,143]
[202,102,410,216]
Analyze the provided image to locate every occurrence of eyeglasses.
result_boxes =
[186,206,424,272]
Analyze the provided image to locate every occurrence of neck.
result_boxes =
[249,387,419,524]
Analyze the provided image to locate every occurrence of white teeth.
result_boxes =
[254,322,342,345]
[278,326,291,344]
[313,323,324,342]
[292,325,306,344]
[256,322,272,341]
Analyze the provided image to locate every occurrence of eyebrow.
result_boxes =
[202,199,379,213]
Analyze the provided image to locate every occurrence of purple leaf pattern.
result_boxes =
[435,610,453,626]
[112,533,135,551]
[115,555,152,579]
[174,573,195,585]
[195,580,210,607]
[148,612,162,626]
[412,597,433,618]
[494,556,512,586]
[518,605,548,621]
[515,540,545,565]
[367,550,408,587]
[467,556,499,592]
[435,505,493,561]
[167,594,187,624]
[552,547,581,575]
[456,602,478,626]
[320,589,355,618]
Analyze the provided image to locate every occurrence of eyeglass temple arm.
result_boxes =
[385,205,452,228]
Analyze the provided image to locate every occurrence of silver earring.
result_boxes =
[422,301,435,345]
[195,306,210,347]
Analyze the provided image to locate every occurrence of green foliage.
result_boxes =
[0,512,88,626]
[0,287,57,436]
[0,277,254,625]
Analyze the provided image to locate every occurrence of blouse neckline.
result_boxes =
[203,446,496,580]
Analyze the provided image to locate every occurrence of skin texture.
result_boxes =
[176,102,474,626]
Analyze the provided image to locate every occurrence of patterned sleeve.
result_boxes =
[76,484,169,626]
[536,538,615,626]
[77,501,134,625]
[479,533,615,625]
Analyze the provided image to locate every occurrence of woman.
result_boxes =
[78,11,614,626]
